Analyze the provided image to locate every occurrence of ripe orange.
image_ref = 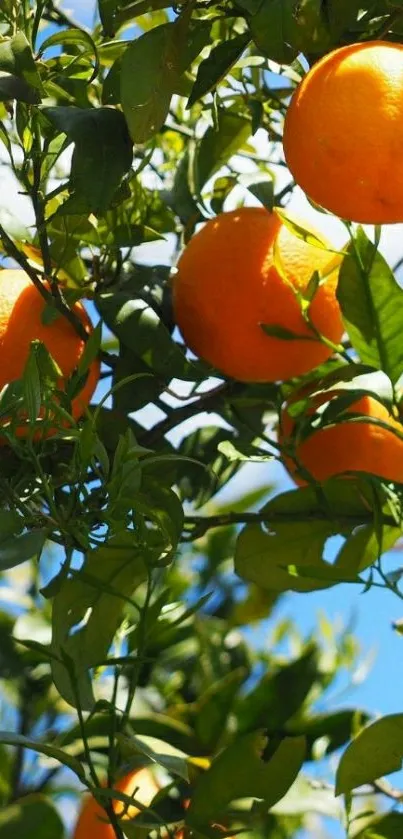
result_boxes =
[73,766,160,839]
[280,388,403,485]
[0,269,99,436]
[283,41,403,224]
[173,207,343,382]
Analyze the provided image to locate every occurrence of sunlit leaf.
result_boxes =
[187,731,306,832]
[337,228,403,384]
[336,714,403,795]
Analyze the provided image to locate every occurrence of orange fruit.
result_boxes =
[280,388,403,485]
[0,269,99,436]
[173,207,343,382]
[283,41,403,224]
[73,766,160,839]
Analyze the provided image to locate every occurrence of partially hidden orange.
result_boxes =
[73,767,160,839]
[0,269,99,437]
[280,388,403,485]
[283,41,403,223]
[173,207,343,383]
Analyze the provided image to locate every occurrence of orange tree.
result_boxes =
[2,1,403,838]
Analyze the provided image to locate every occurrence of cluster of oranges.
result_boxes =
[174,40,403,487]
[2,40,403,484]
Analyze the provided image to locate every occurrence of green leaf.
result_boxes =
[237,646,319,734]
[246,177,274,210]
[249,0,330,63]
[335,523,401,574]
[117,733,190,781]
[0,529,47,572]
[234,480,376,592]
[210,175,237,214]
[235,522,337,594]
[0,510,22,540]
[38,28,99,83]
[0,795,64,839]
[351,811,403,839]
[188,34,250,107]
[260,324,318,341]
[121,16,211,139]
[287,709,371,759]
[249,0,298,64]
[0,732,85,780]
[323,0,363,39]
[42,106,133,214]
[194,107,251,193]
[99,0,119,36]
[51,531,148,710]
[337,229,403,384]
[0,73,40,104]
[187,732,306,831]
[96,292,194,380]
[194,669,246,751]
[121,24,180,143]
[23,344,42,424]
[133,482,184,560]
[0,32,44,93]
[336,714,403,795]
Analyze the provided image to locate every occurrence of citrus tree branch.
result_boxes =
[184,509,398,539]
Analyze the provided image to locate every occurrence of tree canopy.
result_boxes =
[1,2,403,838]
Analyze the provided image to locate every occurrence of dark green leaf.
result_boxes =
[337,229,403,384]
[0,529,47,571]
[97,292,195,380]
[0,510,22,541]
[210,175,237,214]
[247,177,274,210]
[352,811,403,839]
[98,0,119,36]
[194,669,246,750]
[43,106,133,214]
[187,732,306,831]
[323,0,363,38]
[195,107,251,193]
[261,324,317,341]
[188,34,250,107]
[121,24,181,143]
[237,646,319,734]
[23,345,42,424]
[133,482,184,560]
[249,0,330,63]
[0,795,64,839]
[336,714,403,795]
[51,531,148,709]
[0,73,40,104]
[287,709,371,759]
